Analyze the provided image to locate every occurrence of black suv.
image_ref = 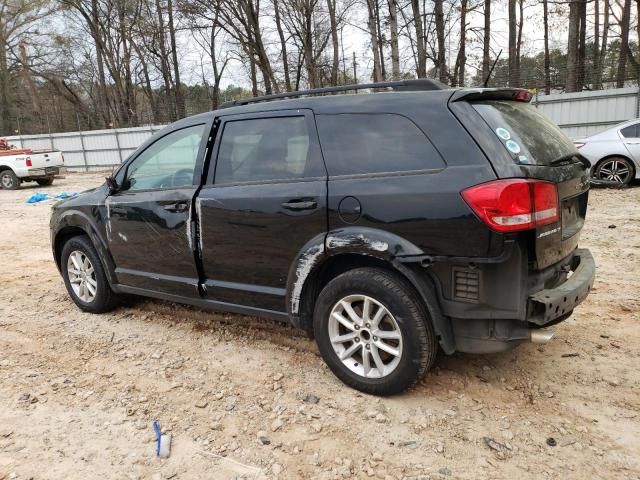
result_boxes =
[50,80,595,395]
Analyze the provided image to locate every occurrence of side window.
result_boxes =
[215,116,317,184]
[315,114,445,176]
[620,124,640,139]
[125,124,206,191]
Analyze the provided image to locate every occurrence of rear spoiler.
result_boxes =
[449,88,533,103]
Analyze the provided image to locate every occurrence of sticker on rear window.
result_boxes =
[495,127,511,140]
[505,140,521,154]
[518,155,531,164]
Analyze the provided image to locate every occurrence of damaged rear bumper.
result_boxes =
[450,248,595,354]
[527,248,595,325]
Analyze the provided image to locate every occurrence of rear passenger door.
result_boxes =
[620,123,640,163]
[197,110,327,312]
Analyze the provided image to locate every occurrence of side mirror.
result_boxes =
[105,176,119,194]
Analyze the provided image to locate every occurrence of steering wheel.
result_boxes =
[169,168,194,187]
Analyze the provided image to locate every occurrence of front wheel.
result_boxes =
[594,157,635,186]
[36,177,54,186]
[61,235,118,313]
[313,267,438,395]
[0,169,20,190]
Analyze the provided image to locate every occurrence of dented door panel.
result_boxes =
[106,187,200,297]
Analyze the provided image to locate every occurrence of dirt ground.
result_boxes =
[0,173,639,480]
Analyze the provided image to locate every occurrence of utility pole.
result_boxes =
[352,52,358,85]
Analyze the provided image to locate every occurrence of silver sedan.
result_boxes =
[575,119,640,186]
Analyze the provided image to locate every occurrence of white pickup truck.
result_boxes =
[0,149,66,189]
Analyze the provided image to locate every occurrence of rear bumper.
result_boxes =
[445,248,595,354]
[22,166,66,178]
[527,248,595,325]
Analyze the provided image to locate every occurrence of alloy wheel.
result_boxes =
[67,250,98,302]
[328,294,403,379]
[597,159,632,184]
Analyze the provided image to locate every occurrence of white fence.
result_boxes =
[535,86,640,138]
[5,86,640,171]
[6,125,165,171]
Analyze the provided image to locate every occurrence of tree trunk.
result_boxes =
[155,0,176,121]
[366,0,383,82]
[388,0,400,80]
[0,33,10,135]
[274,0,291,91]
[454,0,467,87]
[577,0,586,90]
[91,0,109,126]
[616,0,631,87]
[327,0,340,85]
[566,0,580,92]
[593,0,600,89]
[167,0,185,118]
[543,0,550,93]
[374,0,386,81]
[434,0,447,83]
[595,0,609,88]
[410,0,426,77]
[482,0,491,82]
[516,0,523,85]
[508,0,518,86]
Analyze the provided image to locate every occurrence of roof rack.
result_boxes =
[220,79,448,108]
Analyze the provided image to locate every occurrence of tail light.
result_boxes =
[61,154,65,163]
[513,90,533,102]
[573,141,585,149]
[26,157,32,167]
[461,179,559,233]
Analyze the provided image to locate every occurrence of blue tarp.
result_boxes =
[26,192,78,204]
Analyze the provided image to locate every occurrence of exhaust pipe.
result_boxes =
[529,329,554,344]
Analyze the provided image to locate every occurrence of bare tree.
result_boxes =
[388,0,400,80]
[508,0,518,86]
[482,0,491,81]
[434,0,447,83]
[366,0,383,81]
[616,0,631,87]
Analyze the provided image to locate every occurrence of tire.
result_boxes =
[60,235,118,313]
[313,267,438,395]
[593,157,635,186]
[36,177,54,186]
[0,169,20,190]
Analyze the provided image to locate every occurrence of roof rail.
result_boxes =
[220,79,448,108]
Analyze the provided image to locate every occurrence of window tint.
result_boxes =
[620,124,640,138]
[215,116,316,183]
[315,114,444,175]
[125,124,205,191]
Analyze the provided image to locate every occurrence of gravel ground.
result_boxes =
[0,173,639,480]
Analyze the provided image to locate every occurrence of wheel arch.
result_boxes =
[287,228,455,354]
[52,211,118,286]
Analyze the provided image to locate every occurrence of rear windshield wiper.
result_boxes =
[549,154,590,169]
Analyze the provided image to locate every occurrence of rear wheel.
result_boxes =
[313,267,437,395]
[594,157,634,186]
[61,235,118,313]
[0,170,19,190]
[36,177,54,186]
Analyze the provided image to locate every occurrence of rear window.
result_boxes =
[315,114,444,176]
[472,101,577,165]
[620,123,640,138]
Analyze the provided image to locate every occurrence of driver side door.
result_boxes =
[106,122,209,298]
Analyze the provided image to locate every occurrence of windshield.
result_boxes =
[472,100,578,166]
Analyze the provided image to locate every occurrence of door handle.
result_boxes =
[163,201,189,213]
[281,200,318,211]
